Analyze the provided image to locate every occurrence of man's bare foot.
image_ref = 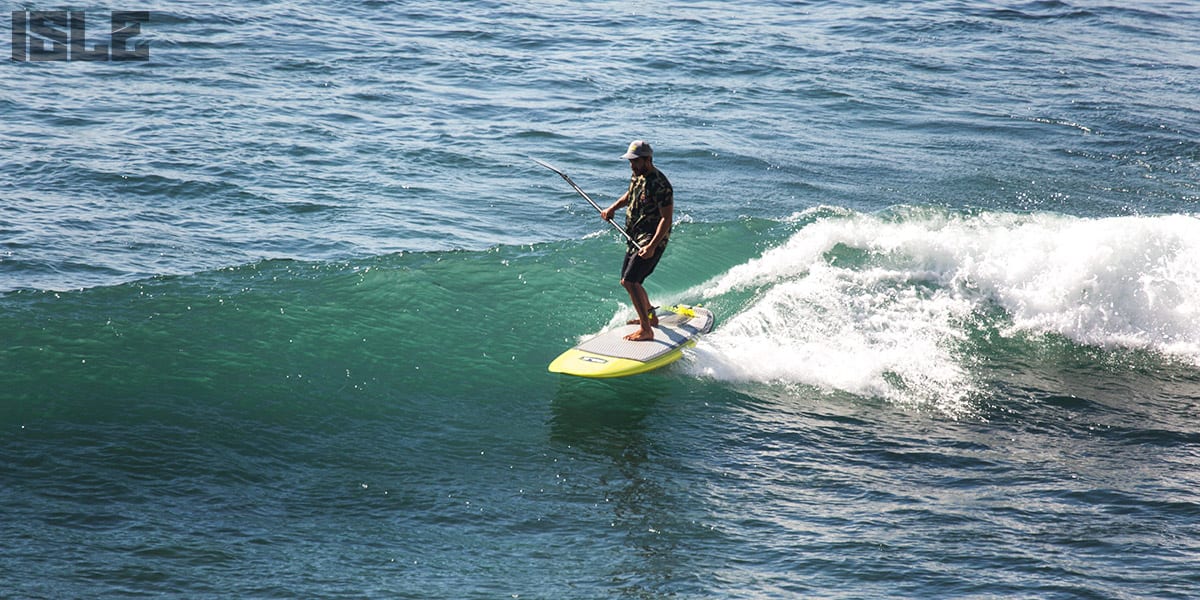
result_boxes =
[624,328,655,341]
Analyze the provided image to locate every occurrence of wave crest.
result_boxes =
[686,209,1200,413]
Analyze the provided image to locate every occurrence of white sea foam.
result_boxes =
[686,210,1200,413]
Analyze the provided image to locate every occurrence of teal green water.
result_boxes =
[4,1,1200,597]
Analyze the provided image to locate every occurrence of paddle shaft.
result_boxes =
[533,158,644,253]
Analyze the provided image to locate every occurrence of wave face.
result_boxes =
[3,211,1197,421]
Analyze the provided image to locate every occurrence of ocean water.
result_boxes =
[3,1,1200,597]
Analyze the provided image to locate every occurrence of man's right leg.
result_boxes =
[621,279,656,341]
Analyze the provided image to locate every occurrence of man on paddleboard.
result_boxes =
[600,140,674,342]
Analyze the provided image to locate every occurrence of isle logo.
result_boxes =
[11,11,150,62]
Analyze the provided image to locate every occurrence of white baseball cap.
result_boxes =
[620,140,653,160]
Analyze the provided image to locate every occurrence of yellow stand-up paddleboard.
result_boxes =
[548,304,715,378]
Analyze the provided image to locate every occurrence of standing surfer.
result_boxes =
[600,140,674,342]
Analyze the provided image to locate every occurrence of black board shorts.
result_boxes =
[620,244,665,285]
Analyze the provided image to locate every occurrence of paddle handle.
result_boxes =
[533,158,645,253]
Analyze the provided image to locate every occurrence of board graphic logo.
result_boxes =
[579,356,609,364]
[11,11,150,62]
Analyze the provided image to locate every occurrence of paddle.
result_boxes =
[532,158,645,254]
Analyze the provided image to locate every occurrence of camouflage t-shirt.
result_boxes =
[624,168,673,250]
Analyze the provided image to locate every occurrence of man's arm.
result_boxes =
[600,191,630,222]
